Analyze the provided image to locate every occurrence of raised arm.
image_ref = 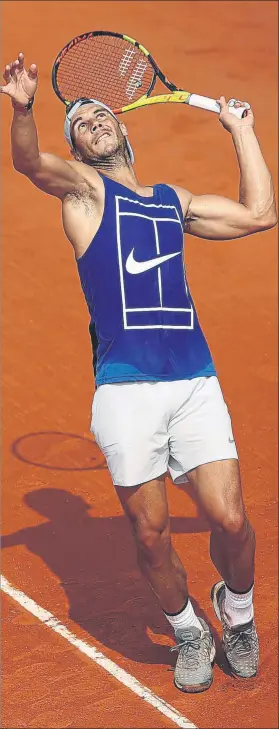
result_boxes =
[173,97,277,240]
[1,53,87,200]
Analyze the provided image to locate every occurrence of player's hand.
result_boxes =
[0,52,38,106]
[218,96,254,132]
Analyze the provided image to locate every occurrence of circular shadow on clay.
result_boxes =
[11,431,106,472]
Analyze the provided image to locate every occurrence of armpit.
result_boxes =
[65,185,95,215]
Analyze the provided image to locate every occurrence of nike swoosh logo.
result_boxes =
[126,248,181,274]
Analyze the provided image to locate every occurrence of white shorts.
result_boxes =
[90,376,238,487]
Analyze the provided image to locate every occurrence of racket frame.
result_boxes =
[51,29,183,108]
[51,30,249,119]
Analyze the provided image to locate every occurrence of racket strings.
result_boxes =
[56,35,155,108]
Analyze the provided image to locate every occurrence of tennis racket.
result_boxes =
[52,30,250,119]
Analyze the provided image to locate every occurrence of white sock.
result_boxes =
[164,599,202,634]
[225,583,254,627]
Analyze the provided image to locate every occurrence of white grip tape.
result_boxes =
[188,94,250,118]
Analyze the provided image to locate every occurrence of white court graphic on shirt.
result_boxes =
[115,196,194,330]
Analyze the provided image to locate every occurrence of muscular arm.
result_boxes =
[174,100,277,240]
[1,53,86,199]
[12,105,84,200]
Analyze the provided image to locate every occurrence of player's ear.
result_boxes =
[119,122,128,138]
[70,148,82,161]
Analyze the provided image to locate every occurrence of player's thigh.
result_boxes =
[186,458,245,528]
[91,382,169,487]
[169,375,238,482]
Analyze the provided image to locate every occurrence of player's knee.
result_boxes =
[134,519,171,565]
[213,507,248,537]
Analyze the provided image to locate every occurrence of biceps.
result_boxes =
[27,153,81,199]
[185,195,261,240]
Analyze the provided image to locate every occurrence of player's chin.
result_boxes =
[93,148,119,163]
[93,137,116,155]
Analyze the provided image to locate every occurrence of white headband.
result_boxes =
[64,98,135,164]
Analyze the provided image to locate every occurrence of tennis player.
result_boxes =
[2,53,277,693]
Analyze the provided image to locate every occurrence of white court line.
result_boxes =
[1,575,198,729]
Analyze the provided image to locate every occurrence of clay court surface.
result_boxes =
[1,1,278,727]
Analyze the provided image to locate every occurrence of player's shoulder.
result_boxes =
[169,185,192,218]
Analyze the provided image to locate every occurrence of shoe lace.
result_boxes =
[170,632,202,667]
[227,625,255,655]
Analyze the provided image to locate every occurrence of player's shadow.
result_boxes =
[2,485,230,672]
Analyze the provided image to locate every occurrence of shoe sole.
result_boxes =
[231,670,257,679]
[174,640,216,693]
[210,582,258,679]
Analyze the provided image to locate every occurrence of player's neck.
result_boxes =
[103,165,138,189]
[83,154,151,196]
[104,168,153,197]
[94,160,147,195]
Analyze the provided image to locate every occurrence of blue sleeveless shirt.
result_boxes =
[77,173,216,385]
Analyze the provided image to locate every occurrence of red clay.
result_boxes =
[1,2,278,728]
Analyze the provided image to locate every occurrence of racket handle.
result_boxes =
[188,94,250,119]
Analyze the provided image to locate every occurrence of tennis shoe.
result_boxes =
[170,618,216,693]
[211,580,259,678]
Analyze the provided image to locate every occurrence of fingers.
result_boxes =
[217,96,250,112]
[2,52,35,82]
[1,53,38,94]
[1,52,36,96]
[217,95,253,128]
[3,64,12,83]
[10,58,21,78]
[27,63,38,80]
[228,98,247,110]
[217,95,227,110]
[17,52,25,71]
[0,63,13,93]
[3,55,21,83]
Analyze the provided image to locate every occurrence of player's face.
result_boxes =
[70,103,127,161]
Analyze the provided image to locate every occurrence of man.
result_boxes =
[1,52,277,693]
